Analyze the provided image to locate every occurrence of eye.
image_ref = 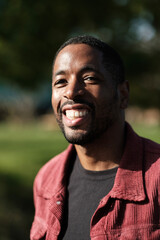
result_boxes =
[53,79,67,88]
[84,76,99,84]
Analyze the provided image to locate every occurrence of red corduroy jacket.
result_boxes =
[30,123,160,240]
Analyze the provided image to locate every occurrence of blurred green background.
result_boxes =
[0,0,160,239]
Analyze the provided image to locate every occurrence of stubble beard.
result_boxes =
[55,99,118,146]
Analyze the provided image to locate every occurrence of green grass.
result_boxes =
[132,123,160,143]
[0,121,159,239]
[0,122,68,240]
[0,123,68,185]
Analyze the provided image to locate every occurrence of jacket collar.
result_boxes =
[37,144,76,199]
[110,123,146,202]
[38,123,146,202]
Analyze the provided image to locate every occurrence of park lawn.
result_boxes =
[0,121,159,240]
[0,122,68,186]
[132,123,160,144]
[0,122,159,184]
[0,122,68,240]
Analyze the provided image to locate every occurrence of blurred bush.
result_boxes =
[0,0,160,108]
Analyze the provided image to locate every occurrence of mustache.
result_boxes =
[58,99,95,113]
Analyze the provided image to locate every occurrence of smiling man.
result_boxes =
[30,36,160,240]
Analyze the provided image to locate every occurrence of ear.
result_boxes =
[118,80,129,109]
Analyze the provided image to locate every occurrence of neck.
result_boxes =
[75,122,125,171]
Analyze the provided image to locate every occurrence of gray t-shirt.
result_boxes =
[60,156,118,240]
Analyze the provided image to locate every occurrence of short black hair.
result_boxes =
[53,35,125,85]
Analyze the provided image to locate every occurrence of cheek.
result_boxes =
[87,84,112,100]
[51,89,61,113]
[89,88,110,106]
[92,90,117,115]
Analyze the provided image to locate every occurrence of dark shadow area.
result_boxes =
[0,172,34,240]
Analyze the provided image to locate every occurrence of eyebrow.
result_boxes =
[79,65,101,75]
[54,65,101,78]
[54,70,66,77]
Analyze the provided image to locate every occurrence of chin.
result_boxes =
[63,129,99,145]
[57,115,116,145]
[63,133,89,145]
[63,130,92,145]
[64,136,93,145]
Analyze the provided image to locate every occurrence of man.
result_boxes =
[30,35,160,240]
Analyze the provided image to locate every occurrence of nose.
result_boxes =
[64,78,85,100]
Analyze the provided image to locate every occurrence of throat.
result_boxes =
[74,124,125,171]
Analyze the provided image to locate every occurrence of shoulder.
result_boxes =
[126,122,160,172]
[141,136,160,174]
[139,137,160,198]
[143,137,160,154]
[142,136,160,160]
[126,122,160,160]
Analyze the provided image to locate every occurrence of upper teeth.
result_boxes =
[65,110,88,119]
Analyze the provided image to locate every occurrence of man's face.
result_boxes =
[52,43,122,145]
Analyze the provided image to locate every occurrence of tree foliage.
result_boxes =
[0,0,160,107]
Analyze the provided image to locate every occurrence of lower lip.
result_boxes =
[63,113,90,127]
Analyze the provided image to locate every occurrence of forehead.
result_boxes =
[53,44,104,74]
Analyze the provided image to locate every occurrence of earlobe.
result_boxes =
[119,81,129,109]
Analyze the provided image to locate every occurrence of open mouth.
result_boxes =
[61,103,91,127]
[65,109,89,120]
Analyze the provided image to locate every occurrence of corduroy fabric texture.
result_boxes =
[30,123,160,240]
